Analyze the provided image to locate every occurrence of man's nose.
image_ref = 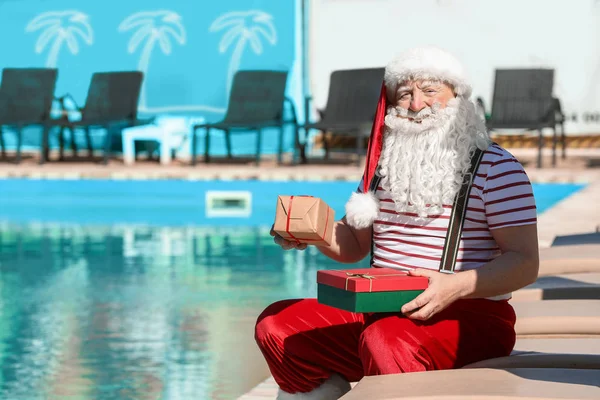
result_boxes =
[409,93,425,112]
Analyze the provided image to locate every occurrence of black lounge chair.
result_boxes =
[300,67,384,166]
[48,71,153,164]
[552,226,600,246]
[478,69,565,168]
[0,68,58,163]
[191,70,298,166]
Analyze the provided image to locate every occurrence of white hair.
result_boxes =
[378,97,491,218]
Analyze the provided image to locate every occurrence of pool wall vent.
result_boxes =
[205,191,252,218]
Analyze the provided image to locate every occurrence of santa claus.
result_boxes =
[260,46,539,400]
[346,45,492,226]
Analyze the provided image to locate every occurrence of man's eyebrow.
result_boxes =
[396,86,411,93]
[419,81,442,89]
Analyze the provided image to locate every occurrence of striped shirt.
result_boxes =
[359,144,537,277]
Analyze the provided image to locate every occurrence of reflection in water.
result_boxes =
[0,222,366,399]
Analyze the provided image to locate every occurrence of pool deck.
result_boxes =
[1,148,597,182]
[1,147,599,399]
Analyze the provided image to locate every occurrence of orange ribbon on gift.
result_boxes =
[343,271,414,293]
[345,272,375,291]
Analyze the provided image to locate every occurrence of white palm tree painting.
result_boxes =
[25,10,94,68]
[118,10,186,111]
[210,10,277,96]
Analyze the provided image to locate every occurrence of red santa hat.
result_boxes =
[345,46,472,229]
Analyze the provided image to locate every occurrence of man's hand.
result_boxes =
[270,225,308,251]
[400,268,466,320]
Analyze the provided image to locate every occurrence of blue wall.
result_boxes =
[0,0,301,157]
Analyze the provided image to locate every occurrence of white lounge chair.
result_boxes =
[512,299,600,337]
[462,336,600,369]
[341,368,600,399]
[463,353,600,370]
[512,272,600,301]
[512,337,600,353]
[538,244,600,276]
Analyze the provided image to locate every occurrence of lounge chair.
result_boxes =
[342,368,600,399]
[478,69,565,168]
[457,304,600,370]
[48,71,152,164]
[190,70,298,166]
[0,68,58,163]
[461,337,600,369]
[300,68,384,166]
[512,299,600,337]
[511,272,600,301]
[511,245,600,300]
[462,354,600,370]
[551,229,600,246]
[513,337,600,353]
[538,244,600,276]
[513,338,600,366]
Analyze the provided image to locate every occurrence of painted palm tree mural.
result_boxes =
[210,10,277,96]
[26,10,94,68]
[118,10,186,111]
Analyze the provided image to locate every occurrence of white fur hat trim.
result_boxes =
[384,46,472,101]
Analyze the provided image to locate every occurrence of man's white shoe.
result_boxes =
[276,374,351,400]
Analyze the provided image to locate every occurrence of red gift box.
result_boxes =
[317,268,429,293]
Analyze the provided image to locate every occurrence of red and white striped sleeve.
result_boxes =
[482,150,537,230]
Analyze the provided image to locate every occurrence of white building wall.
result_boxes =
[309,0,600,134]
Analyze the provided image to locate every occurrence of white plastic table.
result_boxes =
[122,116,205,165]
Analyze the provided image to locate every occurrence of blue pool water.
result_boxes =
[0,179,586,399]
[0,179,586,226]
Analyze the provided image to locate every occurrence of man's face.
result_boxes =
[394,80,456,122]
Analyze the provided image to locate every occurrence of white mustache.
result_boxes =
[389,103,442,121]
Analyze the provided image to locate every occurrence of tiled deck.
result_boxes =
[1,148,598,183]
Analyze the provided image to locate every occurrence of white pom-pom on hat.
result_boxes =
[345,191,380,229]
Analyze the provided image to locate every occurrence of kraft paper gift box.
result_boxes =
[273,195,335,246]
[317,268,429,313]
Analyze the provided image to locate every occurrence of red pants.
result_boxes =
[255,298,516,394]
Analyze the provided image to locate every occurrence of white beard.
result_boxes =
[378,97,491,218]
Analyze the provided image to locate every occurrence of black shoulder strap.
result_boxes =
[438,148,485,274]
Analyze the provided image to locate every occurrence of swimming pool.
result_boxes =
[0,179,586,399]
[0,179,585,226]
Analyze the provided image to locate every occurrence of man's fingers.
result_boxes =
[270,224,308,250]
[408,268,434,278]
[283,241,301,251]
[273,235,285,246]
[405,303,436,321]
[401,292,431,314]
[273,234,305,251]
[281,239,295,250]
